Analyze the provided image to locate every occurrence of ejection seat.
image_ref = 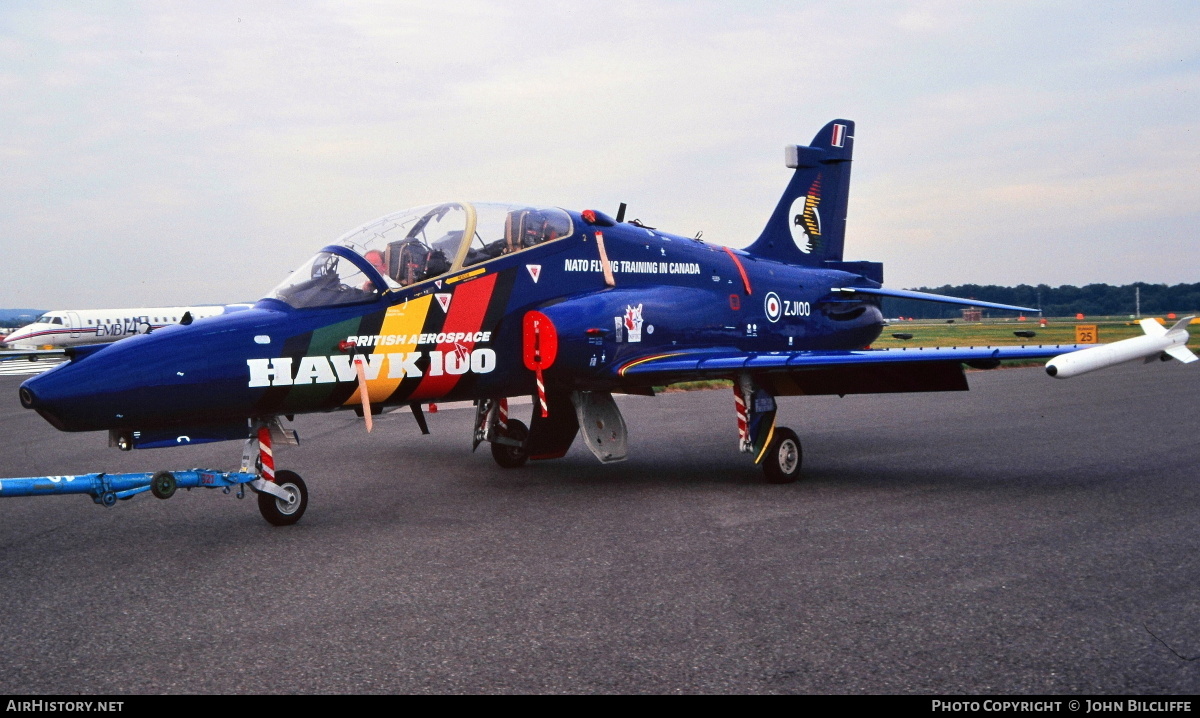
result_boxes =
[385,239,451,286]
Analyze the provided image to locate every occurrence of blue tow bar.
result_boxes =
[0,422,306,525]
[0,470,259,507]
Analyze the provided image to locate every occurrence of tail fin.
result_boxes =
[745,119,854,266]
[1138,317,1167,337]
[1164,315,1198,364]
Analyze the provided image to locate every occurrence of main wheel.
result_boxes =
[762,427,803,484]
[257,470,308,526]
[491,418,529,469]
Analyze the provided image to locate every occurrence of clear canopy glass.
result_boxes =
[266,202,572,309]
[265,250,380,309]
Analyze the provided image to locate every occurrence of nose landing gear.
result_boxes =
[474,398,531,468]
[0,417,308,525]
[257,470,308,526]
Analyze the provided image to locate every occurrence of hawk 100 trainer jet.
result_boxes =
[8,120,1195,524]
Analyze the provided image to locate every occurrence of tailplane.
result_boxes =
[745,119,854,266]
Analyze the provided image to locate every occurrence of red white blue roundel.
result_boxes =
[764,292,782,323]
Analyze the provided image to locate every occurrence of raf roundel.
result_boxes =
[764,292,782,323]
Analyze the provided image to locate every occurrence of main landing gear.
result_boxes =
[762,427,803,484]
[475,391,631,469]
[735,374,803,484]
[0,418,308,526]
[472,382,799,484]
[474,398,529,468]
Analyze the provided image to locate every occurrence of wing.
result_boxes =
[0,349,67,361]
[0,349,68,377]
[610,344,1082,396]
[0,342,109,362]
[831,287,1039,314]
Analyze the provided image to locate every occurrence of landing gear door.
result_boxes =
[570,391,628,463]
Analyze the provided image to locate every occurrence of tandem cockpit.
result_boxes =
[266,202,573,309]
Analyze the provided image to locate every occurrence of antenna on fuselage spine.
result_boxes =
[615,203,627,223]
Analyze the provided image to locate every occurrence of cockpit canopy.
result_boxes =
[266,202,572,309]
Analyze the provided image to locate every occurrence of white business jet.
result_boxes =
[3,305,251,349]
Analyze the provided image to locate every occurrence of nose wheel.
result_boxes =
[257,470,308,525]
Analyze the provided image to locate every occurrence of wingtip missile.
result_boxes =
[1046,316,1197,379]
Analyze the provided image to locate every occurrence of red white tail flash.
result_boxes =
[831,123,846,147]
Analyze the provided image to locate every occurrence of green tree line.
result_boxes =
[881,283,1200,319]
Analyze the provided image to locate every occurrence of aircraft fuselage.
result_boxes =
[19,211,884,441]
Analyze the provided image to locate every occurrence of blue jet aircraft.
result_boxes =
[12,120,1194,525]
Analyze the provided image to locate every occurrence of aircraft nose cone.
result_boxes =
[20,338,164,432]
[20,366,84,430]
[19,311,276,434]
[19,306,286,435]
[18,375,73,430]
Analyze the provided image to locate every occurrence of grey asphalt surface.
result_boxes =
[0,363,1197,694]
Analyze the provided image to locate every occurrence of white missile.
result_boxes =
[1046,316,1197,378]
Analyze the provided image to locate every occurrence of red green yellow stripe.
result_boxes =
[617,352,687,377]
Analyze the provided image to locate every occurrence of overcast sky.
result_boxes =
[2,1,1197,308]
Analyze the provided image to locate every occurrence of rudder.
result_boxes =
[745,119,854,266]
